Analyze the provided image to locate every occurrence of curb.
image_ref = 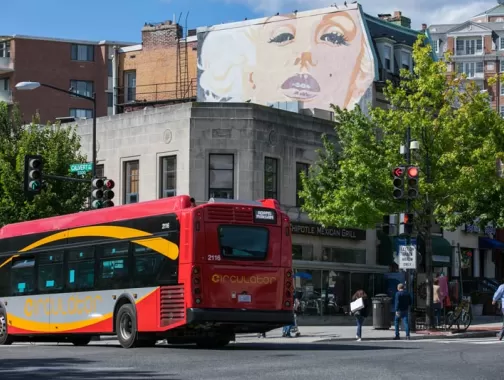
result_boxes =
[318,330,499,342]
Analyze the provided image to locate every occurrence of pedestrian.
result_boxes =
[393,283,412,340]
[491,279,504,340]
[433,278,444,328]
[351,289,369,342]
[282,296,301,338]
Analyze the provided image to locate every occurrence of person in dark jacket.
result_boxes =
[394,283,412,340]
[351,289,369,341]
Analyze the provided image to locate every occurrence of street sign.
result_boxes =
[69,163,93,175]
[399,245,417,269]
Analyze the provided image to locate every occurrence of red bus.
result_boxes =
[0,195,294,348]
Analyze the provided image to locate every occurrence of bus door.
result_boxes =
[201,206,285,310]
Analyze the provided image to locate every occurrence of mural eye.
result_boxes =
[320,32,346,46]
[269,33,295,44]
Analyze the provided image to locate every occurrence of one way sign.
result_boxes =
[399,245,417,269]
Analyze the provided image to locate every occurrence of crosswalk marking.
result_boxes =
[433,338,502,345]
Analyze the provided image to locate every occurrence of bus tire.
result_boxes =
[0,310,13,346]
[116,304,139,349]
[71,336,92,346]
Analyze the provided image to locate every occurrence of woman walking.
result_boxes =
[351,290,370,342]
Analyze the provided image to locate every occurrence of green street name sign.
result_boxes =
[69,163,93,175]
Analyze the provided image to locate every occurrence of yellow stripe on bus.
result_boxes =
[8,312,114,333]
[16,225,179,260]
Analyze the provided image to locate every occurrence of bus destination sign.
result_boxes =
[253,208,277,224]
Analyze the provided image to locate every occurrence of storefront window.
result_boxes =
[294,269,322,316]
[322,247,366,264]
[292,245,314,261]
[321,270,349,315]
[460,248,474,279]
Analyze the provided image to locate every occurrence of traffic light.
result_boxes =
[102,179,115,208]
[392,166,405,199]
[399,213,414,235]
[24,154,43,196]
[407,166,419,199]
[91,178,104,209]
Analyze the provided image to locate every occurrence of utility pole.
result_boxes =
[405,126,415,331]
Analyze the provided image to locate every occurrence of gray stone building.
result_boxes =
[76,102,388,321]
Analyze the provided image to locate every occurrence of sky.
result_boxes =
[1,0,498,42]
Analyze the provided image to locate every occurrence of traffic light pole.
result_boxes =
[405,126,416,332]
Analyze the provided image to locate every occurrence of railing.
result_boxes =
[117,78,197,105]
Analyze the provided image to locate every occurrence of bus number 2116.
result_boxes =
[208,254,221,261]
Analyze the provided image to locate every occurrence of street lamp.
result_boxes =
[15,81,97,179]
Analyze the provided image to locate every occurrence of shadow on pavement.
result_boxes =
[163,342,419,351]
[0,357,178,380]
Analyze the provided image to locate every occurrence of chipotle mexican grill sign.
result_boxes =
[290,222,366,240]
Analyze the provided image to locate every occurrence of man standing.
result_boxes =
[394,283,412,340]
[491,280,504,340]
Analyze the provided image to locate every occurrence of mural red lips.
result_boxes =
[281,74,321,100]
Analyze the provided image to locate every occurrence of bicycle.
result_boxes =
[446,297,472,331]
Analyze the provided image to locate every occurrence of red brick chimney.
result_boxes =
[141,20,182,49]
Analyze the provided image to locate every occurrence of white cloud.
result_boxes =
[225,0,497,28]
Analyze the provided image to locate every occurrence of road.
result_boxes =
[0,337,502,380]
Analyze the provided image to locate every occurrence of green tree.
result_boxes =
[0,103,90,225]
[299,35,504,327]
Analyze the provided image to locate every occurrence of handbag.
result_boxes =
[350,297,364,313]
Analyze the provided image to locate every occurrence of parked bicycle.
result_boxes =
[446,297,472,331]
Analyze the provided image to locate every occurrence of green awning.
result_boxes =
[430,236,453,266]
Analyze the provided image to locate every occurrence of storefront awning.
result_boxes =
[430,236,452,266]
[479,237,504,250]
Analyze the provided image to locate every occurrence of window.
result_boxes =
[38,251,64,292]
[456,62,483,77]
[476,62,484,74]
[10,257,36,296]
[0,78,9,91]
[322,247,366,264]
[125,71,136,102]
[500,106,504,118]
[0,259,9,296]
[501,60,504,73]
[435,39,441,54]
[67,247,95,291]
[264,157,278,200]
[383,45,392,71]
[456,38,483,55]
[401,51,411,70]
[70,80,94,98]
[107,92,113,107]
[96,164,104,178]
[292,245,314,261]
[0,41,10,58]
[133,240,172,287]
[160,156,176,198]
[218,226,269,260]
[71,44,94,61]
[70,108,93,119]
[124,160,139,204]
[107,59,113,77]
[209,154,234,199]
[296,162,309,207]
[96,242,130,289]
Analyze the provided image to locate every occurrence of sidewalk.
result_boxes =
[235,322,503,343]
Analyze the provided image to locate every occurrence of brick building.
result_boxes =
[428,2,504,115]
[0,35,135,123]
[114,20,198,114]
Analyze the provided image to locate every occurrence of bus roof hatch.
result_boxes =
[207,198,263,206]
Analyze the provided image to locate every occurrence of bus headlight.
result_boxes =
[196,298,202,304]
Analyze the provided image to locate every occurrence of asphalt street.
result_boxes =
[0,338,503,380]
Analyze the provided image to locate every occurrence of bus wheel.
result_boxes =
[0,311,13,345]
[196,337,231,349]
[116,304,139,349]
[71,336,92,346]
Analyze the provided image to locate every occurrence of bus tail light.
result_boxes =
[192,266,202,305]
[283,269,294,309]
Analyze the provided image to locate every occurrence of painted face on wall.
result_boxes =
[251,11,365,109]
[197,7,374,111]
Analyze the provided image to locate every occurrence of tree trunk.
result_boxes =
[424,218,434,329]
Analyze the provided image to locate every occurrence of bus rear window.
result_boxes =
[218,226,269,260]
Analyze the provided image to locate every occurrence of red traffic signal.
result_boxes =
[393,167,404,177]
[104,179,115,189]
[407,166,419,178]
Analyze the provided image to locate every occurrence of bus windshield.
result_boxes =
[218,225,269,260]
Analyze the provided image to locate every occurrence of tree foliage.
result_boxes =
[299,34,504,234]
[0,103,90,226]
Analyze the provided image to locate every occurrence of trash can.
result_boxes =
[372,294,392,330]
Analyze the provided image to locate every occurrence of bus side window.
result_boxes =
[38,251,64,293]
[0,258,10,297]
[66,247,95,292]
[132,241,166,287]
[10,257,36,296]
[96,242,130,289]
